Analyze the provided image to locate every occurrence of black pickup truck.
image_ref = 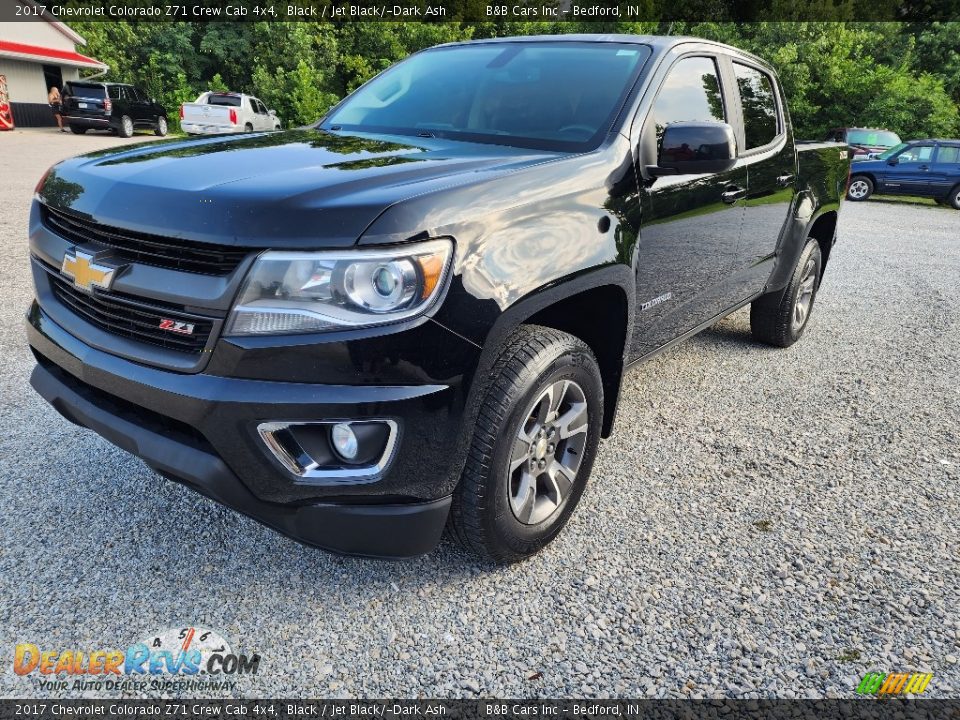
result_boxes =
[27,35,849,563]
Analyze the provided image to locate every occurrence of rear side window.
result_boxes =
[937,146,960,164]
[733,63,779,149]
[107,86,121,100]
[651,56,725,146]
[69,84,106,99]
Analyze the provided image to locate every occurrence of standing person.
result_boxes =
[48,85,65,132]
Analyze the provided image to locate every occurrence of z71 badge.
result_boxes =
[158,318,195,335]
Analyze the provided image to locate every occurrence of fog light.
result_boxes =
[331,423,359,461]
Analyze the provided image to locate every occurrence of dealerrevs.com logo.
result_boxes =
[13,627,260,693]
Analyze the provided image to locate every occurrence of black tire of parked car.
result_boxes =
[244,123,253,132]
[949,184,960,210]
[847,176,873,201]
[70,125,87,135]
[118,115,134,138]
[155,116,168,137]
[750,238,823,348]
[449,325,603,564]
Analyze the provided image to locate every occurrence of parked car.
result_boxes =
[62,81,168,138]
[28,35,849,562]
[847,139,960,208]
[180,92,281,135]
[824,127,901,158]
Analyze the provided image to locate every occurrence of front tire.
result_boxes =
[847,176,873,201]
[751,238,823,348]
[155,116,168,136]
[449,325,603,564]
[118,115,134,138]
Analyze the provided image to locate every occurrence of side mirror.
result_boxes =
[649,122,737,176]
[887,158,899,166]
[268,109,277,116]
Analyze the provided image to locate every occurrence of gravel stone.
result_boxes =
[1,130,958,699]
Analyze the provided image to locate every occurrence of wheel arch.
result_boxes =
[806,209,838,279]
[471,266,635,440]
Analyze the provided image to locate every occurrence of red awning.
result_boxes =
[0,40,106,69]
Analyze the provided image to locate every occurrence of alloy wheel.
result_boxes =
[848,179,869,199]
[792,256,818,332]
[507,379,589,525]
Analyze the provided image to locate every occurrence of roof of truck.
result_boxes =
[432,34,771,68]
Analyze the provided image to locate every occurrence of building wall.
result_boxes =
[0,57,47,103]
[0,21,77,52]
[1,58,80,127]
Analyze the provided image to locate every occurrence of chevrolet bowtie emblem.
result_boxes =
[61,249,116,293]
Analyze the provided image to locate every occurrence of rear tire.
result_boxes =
[155,116,168,137]
[948,184,960,210]
[449,325,603,564]
[118,115,134,138]
[847,176,873,201]
[751,238,823,348]
[244,123,253,133]
[69,125,87,135]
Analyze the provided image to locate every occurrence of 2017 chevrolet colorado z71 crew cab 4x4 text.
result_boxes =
[27,36,849,562]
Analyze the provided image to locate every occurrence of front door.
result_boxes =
[631,54,747,359]
[880,143,935,196]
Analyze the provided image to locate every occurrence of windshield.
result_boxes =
[847,129,900,147]
[323,42,651,151]
[876,142,908,160]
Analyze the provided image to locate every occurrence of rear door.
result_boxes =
[929,144,960,199]
[727,58,796,296]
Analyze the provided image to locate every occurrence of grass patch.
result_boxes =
[838,649,862,662]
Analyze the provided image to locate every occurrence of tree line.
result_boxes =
[70,21,960,140]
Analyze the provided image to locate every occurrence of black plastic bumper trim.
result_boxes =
[30,361,451,559]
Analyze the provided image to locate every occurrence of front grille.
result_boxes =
[41,205,250,275]
[49,273,214,354]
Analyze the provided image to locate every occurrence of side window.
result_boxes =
[732,62,779,149]
[898,145,934,162]
[249,98,258,113]
[108,86,121,100]
[256,100,267,114]
[936,146,959,164]
[651,56,725,147]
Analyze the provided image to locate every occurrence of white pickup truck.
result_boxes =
[179,92,281,135]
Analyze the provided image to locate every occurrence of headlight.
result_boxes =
[226,239,453,336]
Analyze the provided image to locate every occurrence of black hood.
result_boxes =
[38,130,558,248]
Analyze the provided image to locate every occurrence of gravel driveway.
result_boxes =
[1,129,958,700]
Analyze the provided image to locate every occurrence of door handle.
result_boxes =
[918,165,929,171]
[777,173,795,186]
[721,186,747,204]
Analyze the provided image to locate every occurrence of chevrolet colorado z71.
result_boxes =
[27,36,849,562]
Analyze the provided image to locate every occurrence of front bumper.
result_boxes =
[26,303,477,558]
